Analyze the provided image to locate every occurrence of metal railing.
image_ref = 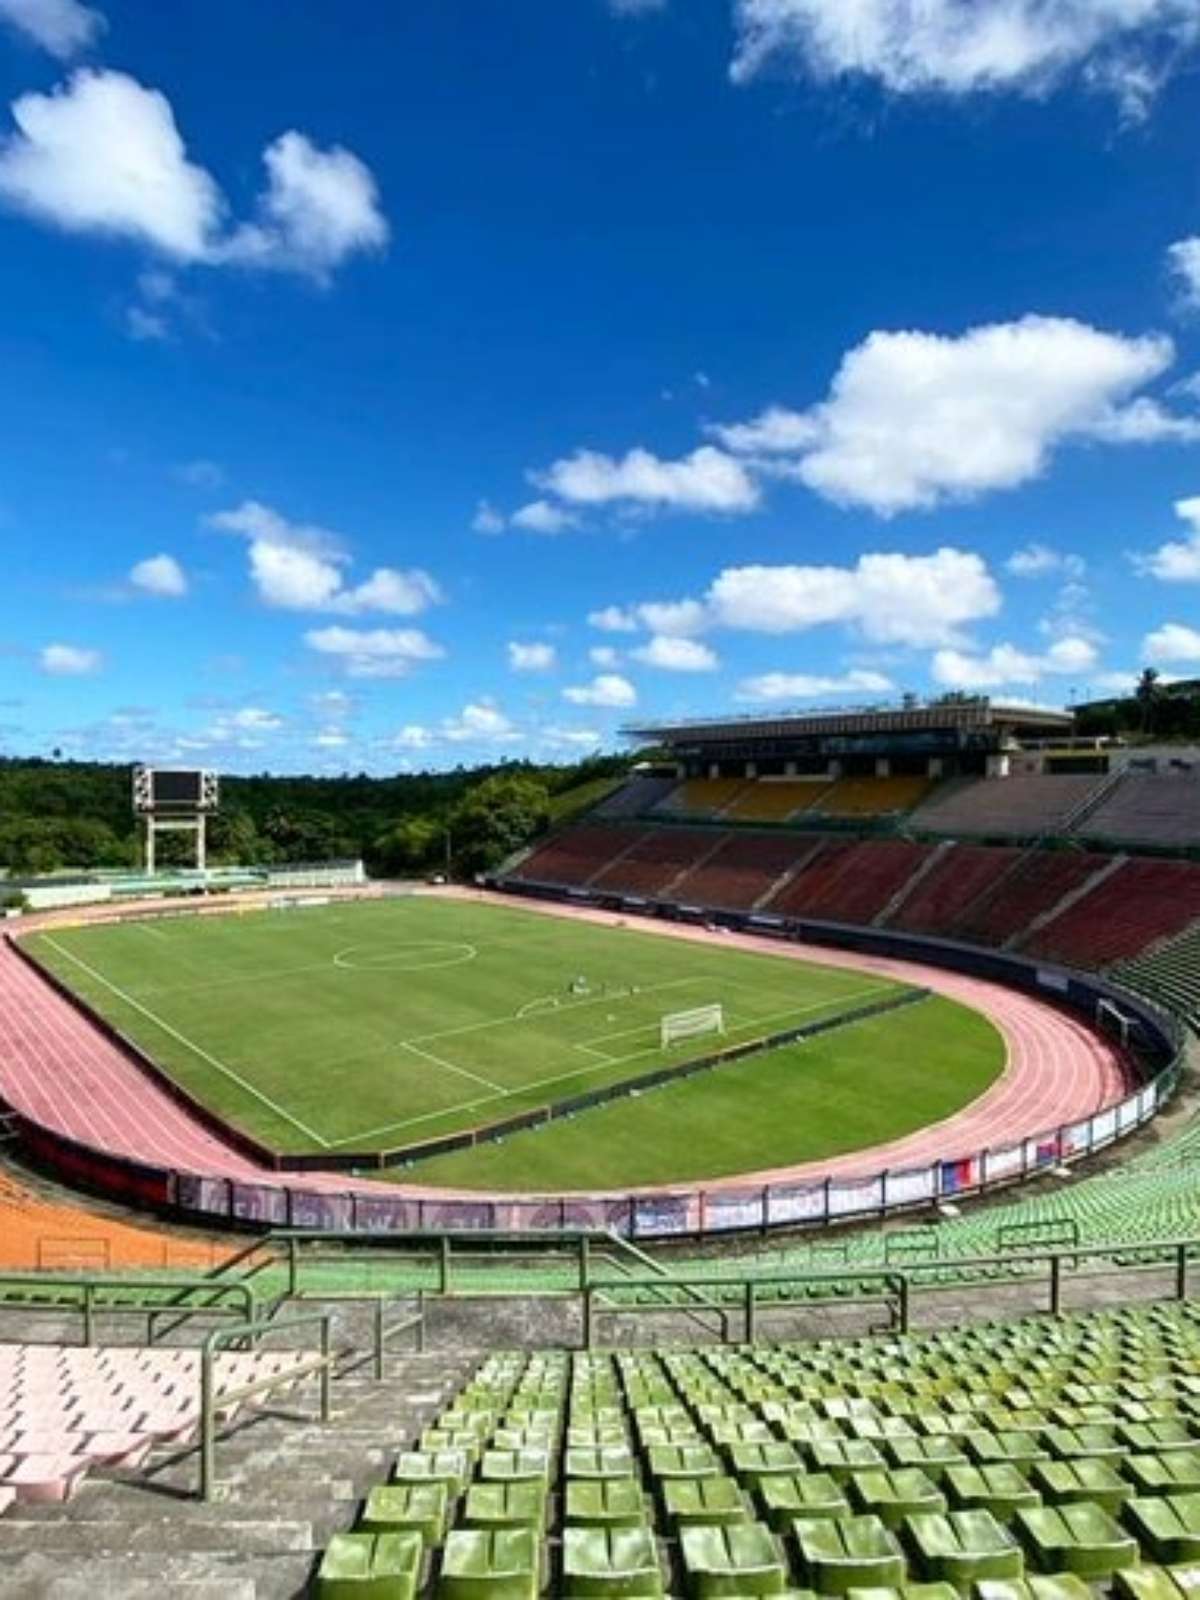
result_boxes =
[0,1270,257,1346]
[199,1310,336,1501]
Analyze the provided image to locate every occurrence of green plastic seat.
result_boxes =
[437,1528,540,1600]
[1042,1426,1122,1461]
[1122,1423,1198,1454]
[809,1441,887,1483]
[793,1513,905,1594]
[974,1577,1093,1600]
[391,1450,470,1500]
[1015,1501,1138,1580]
[646,1443,722,1480]
[565,1447,637,1481]
[885,1438,969,1481]
[460,1482,547,1531]
[1029,1459,1130,1514]
[561,1525,663,1598]
[1117,1566,1200,1600]
[359,1483,449,1546]
[966,1433,1048,1470]
[729,1443,806,1488]
[564,1479,648,1530]
[758,1474,850,1532]
[316,1531,423,1600]
[680,1521,788,1597]
[904,1509,1023,1585]
[849,1470,946,1529]
[944,1464,1040,1520]
[663,1475,752,1528]
[1129,1455,1200,1496]
[1127,1496,1200,1565]
[478,1449,551,1486]
[568,1426,629,1450]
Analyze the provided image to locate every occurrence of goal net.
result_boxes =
[660,1002,725,1051]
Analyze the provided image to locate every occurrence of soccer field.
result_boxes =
[24,896,1002,1174]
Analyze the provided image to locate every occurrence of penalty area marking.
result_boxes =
[38,934,332,1149]
[333,940,477,973]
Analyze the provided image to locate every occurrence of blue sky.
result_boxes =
[3,0,1200,774]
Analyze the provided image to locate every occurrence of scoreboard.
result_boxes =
[132,766,219,814]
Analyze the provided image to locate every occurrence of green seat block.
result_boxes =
[359,1483,449,1546]
[974,1577,1093,1600]
[647,1443,722,1481]
[1127,1496,1200,1565]
[1029,1459,1130,1514]
[944,1465,1039,1521]
[421,1428,484,1461]
[391,1450,470,1500]
[663,1475,751,1529]
[759,1474,850,1533]
[566,1448,637,1481]
[490,1427,556,1454]
[569,1426,629,1450]
[841,1588,956,1600]
[731,1444,807,1487]
[316,1531,423,1600]
[1015,1502,1138,1580]
[810,1442,887,1483]
[461,1482,547,1531]
[565,1479,647,1530]
[851,1470,945,1529]
[680,1521,788,1597]
[966,1434,1048,1471]
[886,1439,969,1482]
[479,1449,551,1486]
[1043,1426,1122,1461]
[562,1525,663,1598]
[1127,1455,1200,1497]
[1116,1569,1197,1600]
[793,1514,906,1595]
[904,1509,1022,1586]
[1122,1425,1198,1454]
[437,1528,540,1600]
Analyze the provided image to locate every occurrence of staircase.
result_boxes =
[0,1331,475,1600]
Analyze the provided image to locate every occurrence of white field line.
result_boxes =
[40,934,332,1150]
[577,982,896,1052]
[399,1039,503,1093]
[405,975,702,1048]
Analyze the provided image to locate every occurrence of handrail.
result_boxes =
[597,1228,730,1341]
[0,1270,256,1345]
[199,1310,336,1500]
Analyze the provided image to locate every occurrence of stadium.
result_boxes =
[0,697,1199,1593]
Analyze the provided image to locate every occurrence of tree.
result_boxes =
[372,815,443,877]
[1136,667,1163,735]
[447,773,551,877]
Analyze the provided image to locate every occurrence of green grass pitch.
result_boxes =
[25,896,1004,1183]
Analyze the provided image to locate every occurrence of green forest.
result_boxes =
[0,753,633,880]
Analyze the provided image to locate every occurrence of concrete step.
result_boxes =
[0,1549,307,1600]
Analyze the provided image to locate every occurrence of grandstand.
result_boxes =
[1080,773,1200,850]
[912,774,1111,838]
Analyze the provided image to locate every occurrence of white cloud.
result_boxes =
[313,728,349,749]
[174,457,224,489]
[510,499,580,534]
[933,635,1099,689]
[540,725,602,750]
[737,669,895,702]
[40,642,101,675]
[1007,542,1086,578]
[508,641,557,673]
[311,689,353,718]
[209,500,441,615]
[710,405,820,454]
[0,70,224,259]
[1144,621,1200,662]
[228,706,282,732]
[729,0,1200,114]
[588,605,639,633]
[563,673,638,708]
[712,317,1184,515]
[472,499,506,535]
[129,552,187,598]
[706,548,1001,647]
[1090,670,1139,693]
[394,724,434,751]
[632,635,719,672]
[0,70,385,282]
[125,304,168,341]
[215,131,388,283]
[590,645,621,667]
[0,0,104,58]
[1168,237,1200,306]
[634,598,709,636]
[534,444,759,515]
[304,626,445,679]
[441,702,517,743]
[1135,495,1200,581]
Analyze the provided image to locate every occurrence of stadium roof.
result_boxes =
[623,698,1074,747]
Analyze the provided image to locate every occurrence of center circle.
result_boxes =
[333,940,477,973]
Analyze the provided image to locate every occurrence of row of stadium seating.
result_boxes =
[316,1301,1200,1598]
[0,1170,229,1272]
[0,1345,310,1507]
[1115,928,1200,1032]
[510,829,1200,970]
[592,770,1200,847]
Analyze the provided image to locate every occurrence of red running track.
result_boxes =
[0,893,1130,1202]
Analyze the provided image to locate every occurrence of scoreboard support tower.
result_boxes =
[133,766,219,874]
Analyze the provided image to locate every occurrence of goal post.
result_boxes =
[660,1002,725,1051]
